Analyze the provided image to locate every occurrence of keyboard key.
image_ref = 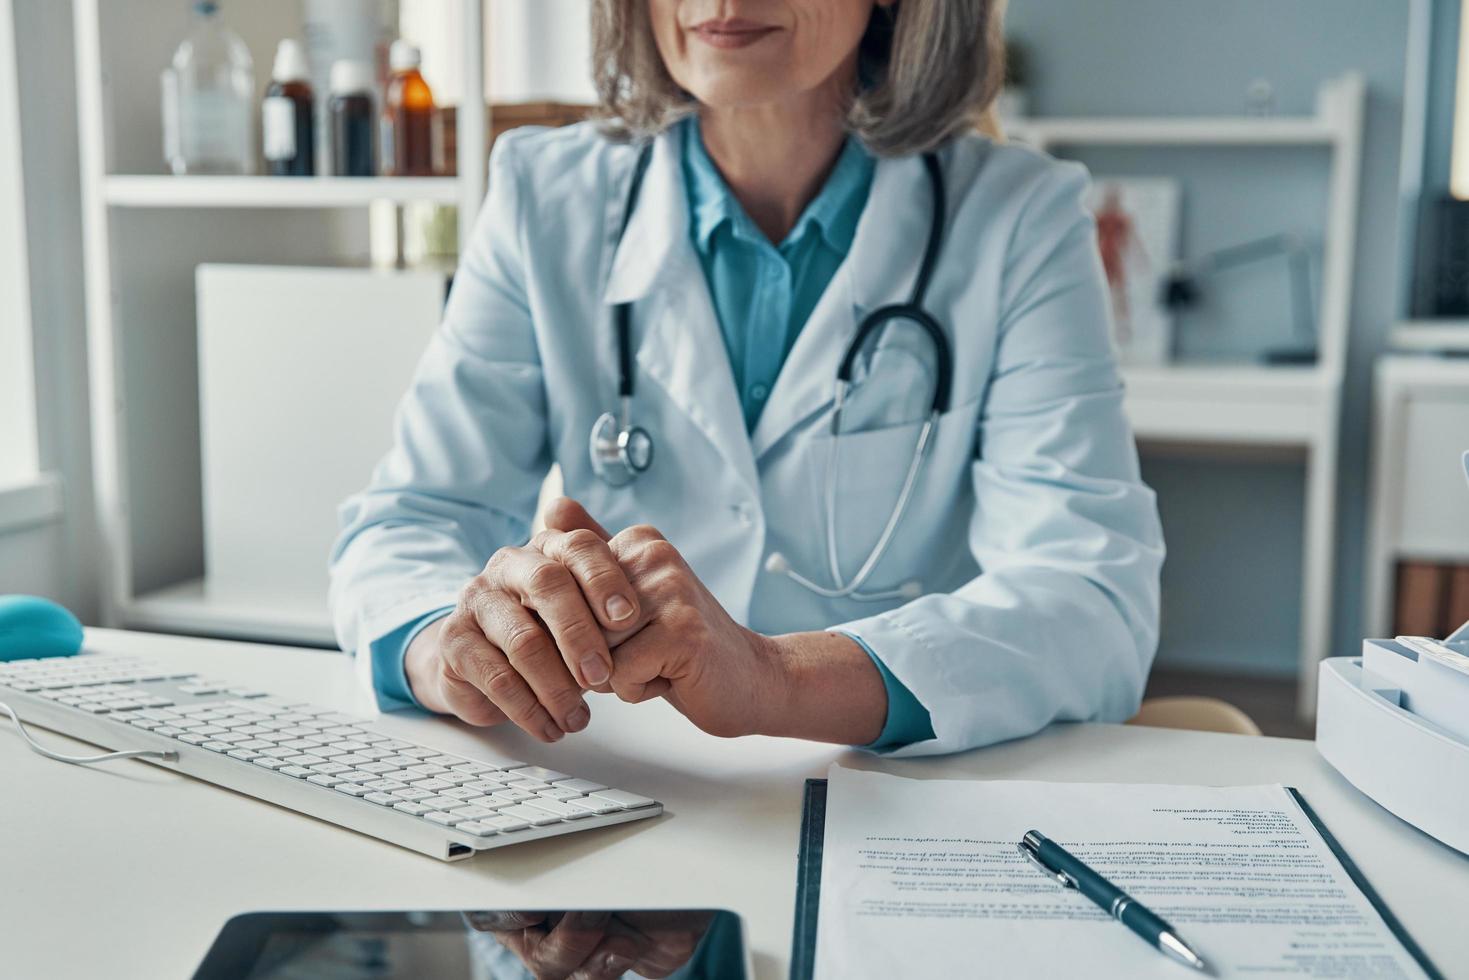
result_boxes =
[411,778,455,793]
[285,754,328,767]
[178,733,210,745]
[393,801,432,816]
[494,788,536,803]
[407,763,448,777]
[481,813,532,832]
[521,798,590,820]
[356,761,397,774]
[588,790,657,810]
[279,765,313,778]
[451,762,497,776]
[364,792,399,806]
[509,766,569,783]
[421,796,465,811]
[555,778,608,794]
[441,787,481,801]
[238,739,275,751]
[282,739,322,751]
[253,757,290,771]
[508,778,551,791]
[334,783,373,797]
[227,749,261,762]
[338,770,379,784]
[365,779,409,793]
[202,741,234,752]
[307,774,343,788]
[391,789,434,803]
[566,797,621,816]
[448,805,495,821]
[262,747,297,760]
[467,795,517,810]
[356,748,393,761]
[312,763,351,776]
[497,804,563,827]
[401,747,437,759]
[539,787,587,802]
[427,755,463,767]
[128,718,163,730]
[423,811,460,827]
[455,820,496,837]
[463,779,509,794]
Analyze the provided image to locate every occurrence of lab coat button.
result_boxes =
[749,384,769,402]
[732,503,754,527]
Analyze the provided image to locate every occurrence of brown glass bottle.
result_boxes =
[384,41,435,176]
[263,39,314,176]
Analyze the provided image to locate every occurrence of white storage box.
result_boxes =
[196,265,446,633]
[1316,655,1469,856]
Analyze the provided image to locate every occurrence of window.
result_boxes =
[0,0,39,489]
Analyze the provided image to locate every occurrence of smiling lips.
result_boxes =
[690,18,779,49]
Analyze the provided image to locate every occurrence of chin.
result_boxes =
[687,69,798,111]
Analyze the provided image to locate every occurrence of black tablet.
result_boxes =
[192,908,751,979]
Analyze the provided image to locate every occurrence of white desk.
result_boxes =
[3,630,1466,980]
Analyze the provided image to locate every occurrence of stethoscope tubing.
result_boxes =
[593,139,953,602]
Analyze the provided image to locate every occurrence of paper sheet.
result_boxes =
[815,767,1431,979]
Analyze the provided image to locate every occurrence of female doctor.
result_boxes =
[330,0,1165,758]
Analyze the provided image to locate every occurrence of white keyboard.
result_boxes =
[0,653,661,861]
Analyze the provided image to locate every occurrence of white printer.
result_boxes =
[1316,451,1469,856]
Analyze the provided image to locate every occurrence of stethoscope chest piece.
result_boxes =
[589,409,653,487]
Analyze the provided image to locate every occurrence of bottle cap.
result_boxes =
[330,60,375,96]
[389,39,422,72]
[272,39,309,83]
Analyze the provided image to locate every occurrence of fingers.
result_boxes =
[542,496,613,541]
[440,613,568,742]
[524,912,624,980]
[530,527,642,633]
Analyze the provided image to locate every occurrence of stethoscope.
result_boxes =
[590,143,953,602]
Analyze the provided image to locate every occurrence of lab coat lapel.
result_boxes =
[749,153,935,460]
[603,130,759,493]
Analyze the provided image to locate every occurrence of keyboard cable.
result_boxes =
[0,700,178,766]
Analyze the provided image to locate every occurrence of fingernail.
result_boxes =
[542,721,564,742]
[565,702,591,732]
[581,654,610,686]
[603,953,632,973]
[606,594,635,622]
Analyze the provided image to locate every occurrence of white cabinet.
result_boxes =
[192,265,446,642]
[1365,355,1469,636]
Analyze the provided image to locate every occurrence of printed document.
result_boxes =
[815,767,1430,979]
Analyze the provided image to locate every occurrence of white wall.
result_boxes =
[0,0,37,487]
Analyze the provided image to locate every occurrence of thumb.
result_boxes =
[541,496,612,541]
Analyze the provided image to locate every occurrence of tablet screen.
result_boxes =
[192,909,749,980]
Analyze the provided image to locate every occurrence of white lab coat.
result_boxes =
[329,122,1165,756]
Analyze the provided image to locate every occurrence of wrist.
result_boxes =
[404,618,448,711]
[752,631,887,745]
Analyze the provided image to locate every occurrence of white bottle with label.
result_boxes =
[161,0,256,175]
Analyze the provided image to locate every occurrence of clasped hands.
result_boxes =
[405,497,871,742]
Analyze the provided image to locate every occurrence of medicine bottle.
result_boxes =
[262,40,314,177]
[383,40,435,176]
[329,60,376,177]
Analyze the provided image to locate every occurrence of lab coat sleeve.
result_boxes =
[834,162,1165,757]
[328,131,551,704]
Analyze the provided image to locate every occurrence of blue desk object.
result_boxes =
[0,595,84,661]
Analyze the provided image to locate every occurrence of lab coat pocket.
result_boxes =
[803,397,983,597]
[805,417,932,588]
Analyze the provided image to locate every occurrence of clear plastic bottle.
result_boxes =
[382,39,434,176]
[161,0,256,175]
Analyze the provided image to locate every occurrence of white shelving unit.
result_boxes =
[1015,75,1365,717]
[103,175,462,209]
[75,0,488,648]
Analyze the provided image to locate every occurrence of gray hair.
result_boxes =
[589,0,1007,157]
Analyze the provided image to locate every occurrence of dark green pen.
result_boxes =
[1017,830,1208,972]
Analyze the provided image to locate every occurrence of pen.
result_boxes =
[1017,829,1207,973]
